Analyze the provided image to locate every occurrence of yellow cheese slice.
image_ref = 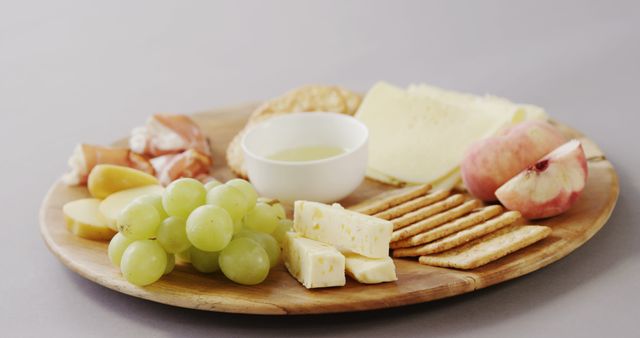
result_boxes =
[365,166,461,191]
[407,83,548,121]
[355,82,523,185]
[430,167,462,191]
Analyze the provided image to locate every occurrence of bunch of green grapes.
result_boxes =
[108,177,292,287]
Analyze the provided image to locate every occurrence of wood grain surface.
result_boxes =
[39,103,619,314]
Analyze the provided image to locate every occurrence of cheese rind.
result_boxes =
[345,253,397,284]
[282,232,345,289]
[293,201,393,258]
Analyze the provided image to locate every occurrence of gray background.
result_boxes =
[1,1,638,337]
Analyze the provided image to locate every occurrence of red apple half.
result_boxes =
[495,139,588,219]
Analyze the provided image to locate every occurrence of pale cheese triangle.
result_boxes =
[355,82,519,185]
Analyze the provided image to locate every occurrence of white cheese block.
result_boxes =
[344,253,397,284]
[293,200,392,258]
[355,82,521,185]
[282,232,345,289]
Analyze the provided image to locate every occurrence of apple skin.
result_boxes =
[461,120,567,201]
[495,139,588,219]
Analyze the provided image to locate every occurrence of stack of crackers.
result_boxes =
[350,184,551,270]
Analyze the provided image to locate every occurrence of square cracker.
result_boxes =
[374,190,451,220]
[418,225,552,270]
[390,199,482,242]
[392,210,521,257]
[390,205,503,249]
[390,194,465,230]
[348,184,431,215]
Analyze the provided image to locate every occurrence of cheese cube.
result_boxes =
[345,253,397,284]
[282,232,345,289]
[293,200,393,258]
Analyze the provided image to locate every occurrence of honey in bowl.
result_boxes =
[267,145,345,162]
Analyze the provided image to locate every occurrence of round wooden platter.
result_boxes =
[40,103,619,315]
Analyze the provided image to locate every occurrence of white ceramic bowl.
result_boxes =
[241,112,369,204]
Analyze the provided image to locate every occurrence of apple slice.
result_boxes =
[88,164,159,199]
[99,185,164,230]
[64,198,116,240]
[495,139,588,219]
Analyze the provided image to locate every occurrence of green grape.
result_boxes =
[219,238,270,285]
[164,254,175,275]
[117,201,162,240]
[206,184,248,225]
[257,197,274,203]
[190,246,220,273]
[271,203,286,220]
[244,202,279,234]
[271,219,293,245]
[176,248,191,263]
[226,179,258,211]
[133,194,168,220]
[233,219,243,234]
[186,205,234,252]
[163,178,206,218]
[204,179,222,191]
[108,232,135,268]
[156,216,190,254]
[235,230,281,267]
[255,197,286,220]
[120,240,167,286]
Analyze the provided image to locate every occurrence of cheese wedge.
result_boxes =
[282,232,345,289]
[355,82,526,186]
[344,253,397,284]
[293,200,393,258]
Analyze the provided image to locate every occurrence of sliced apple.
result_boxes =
[99,185,164,230]
[88,164,158,199]
[495,139,588,219]
[63,198,116,240]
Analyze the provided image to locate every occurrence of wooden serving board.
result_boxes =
[40,103,619,315]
